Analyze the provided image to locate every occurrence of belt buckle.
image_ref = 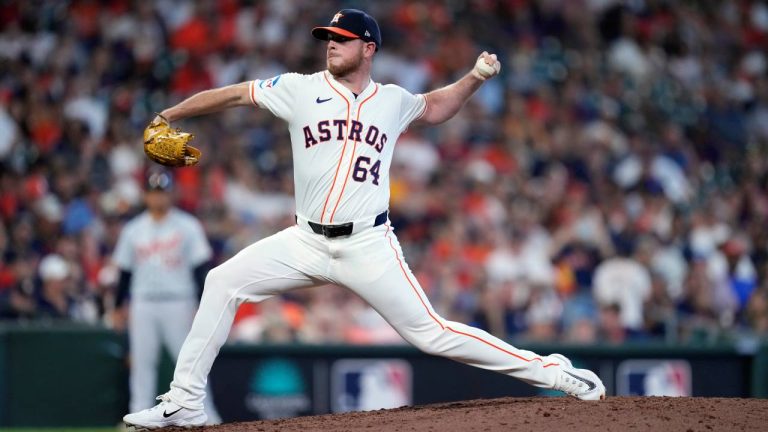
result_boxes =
[322,223,352,238]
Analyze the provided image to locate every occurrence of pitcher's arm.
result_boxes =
[160,82,252,122]
[418,52,500,125]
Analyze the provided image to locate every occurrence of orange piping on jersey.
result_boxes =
[319,72,352,223]
[329,83,379,222]
[383,224,557,366]
[249,80,258,106]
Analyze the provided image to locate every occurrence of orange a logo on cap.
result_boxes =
[331,12,343,24]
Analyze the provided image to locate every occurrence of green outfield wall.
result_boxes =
[0,323,765,427]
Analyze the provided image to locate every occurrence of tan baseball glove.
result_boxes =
[143,114,201,167]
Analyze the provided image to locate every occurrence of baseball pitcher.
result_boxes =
[126,9,605,429]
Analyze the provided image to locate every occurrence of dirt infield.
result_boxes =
[171,396,768,432]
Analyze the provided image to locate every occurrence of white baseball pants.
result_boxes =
[167,223,563,409]
[129,299,221,420]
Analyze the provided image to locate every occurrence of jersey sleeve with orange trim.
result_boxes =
[395,86,427,133]
[248,73,302,122]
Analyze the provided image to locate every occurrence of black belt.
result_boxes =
[306,210,388,238]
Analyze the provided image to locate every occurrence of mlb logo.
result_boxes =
[617,360,692,396]
[331,359,412,413]
[259,75,282,89]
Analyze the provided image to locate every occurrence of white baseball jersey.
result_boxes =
[248,71,426,224]
[113,208,212,301]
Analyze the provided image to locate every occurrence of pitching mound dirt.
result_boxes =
[169,397,768,432]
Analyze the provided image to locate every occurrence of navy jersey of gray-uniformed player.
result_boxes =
[124,9,606,429]
[113,171,220,424]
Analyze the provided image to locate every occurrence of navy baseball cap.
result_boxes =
[312,9,382,51]
[145,170,173,192]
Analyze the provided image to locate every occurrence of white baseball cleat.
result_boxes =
[123,393,207,430]
[550,353,606,401]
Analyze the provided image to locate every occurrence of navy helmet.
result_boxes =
[312,9,382,51]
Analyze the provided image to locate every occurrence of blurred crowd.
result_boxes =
[1,0,768,346]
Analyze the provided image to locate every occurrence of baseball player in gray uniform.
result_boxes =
[124,9,605,429]
[114,170,220,424]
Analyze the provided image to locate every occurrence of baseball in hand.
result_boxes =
[472,52,501,81]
